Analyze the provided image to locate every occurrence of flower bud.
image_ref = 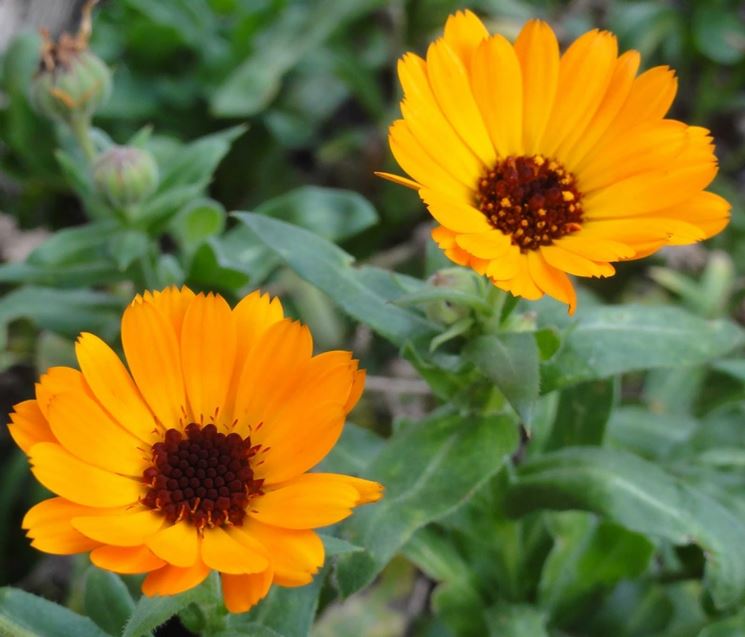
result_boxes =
[93,146,159,212]
[29,4,111,124]
[424,267,481,325]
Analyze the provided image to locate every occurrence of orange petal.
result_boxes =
[232,319,313,433]
[374,171,421,190]
[47,390,145,476]
[470,34,523,157]
[541,30,618,157]
[75,332,158,442]
[221,569,273,613]
[180,293,236,426]
[8,400,55,454]
[442,9,489,67]
[146,520,200,568]
[201,526,269,575]
[139,286,195,337]
[29,443,142,507]
[35,367,87,421]
[425,38,495,165]
[541,245,615,278]
[122,296,186,430]
[514,20,560,154]
[72,509,165,546]
[233,521,324,587]
[91,544,166,574]
[23,497,103,555]
[419,188,492,234]
[141,561,210,597]
[527,251,577,314]
[250,473,372,529]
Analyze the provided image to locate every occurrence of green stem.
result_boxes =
[68,113,96,163]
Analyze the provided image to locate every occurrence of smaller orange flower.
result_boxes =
[379,10,730,312]
[8,287,382,612]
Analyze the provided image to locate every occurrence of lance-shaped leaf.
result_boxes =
[335,411,519,596]
[505,447,745,609]
[233,212,437,345]
[539,305,744,392]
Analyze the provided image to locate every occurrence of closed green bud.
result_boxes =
[93,146,159,213]
[424,267,481,325]
[30,5,111,124]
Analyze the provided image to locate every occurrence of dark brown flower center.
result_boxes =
[142,423,263,530]
[475,155,583,252]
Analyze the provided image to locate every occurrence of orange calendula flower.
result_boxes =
[379,10,730,313]
[8,287,381,613]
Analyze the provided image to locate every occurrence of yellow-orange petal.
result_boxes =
[221,569,273,613]
[455,231,512,259]
[8,400,55,454]
[23,498,103,555]
[442,9,489,67]
[146,520,199,568]
[344,367,366,412]
[47,391,145,476]
[255,402,346,484]
[122,296,186,430]
[470,34,523,157]
[389,120,473,200]
[72,509,165,546]
[201,526,269,575]
[514,20,560,153]
[419,188,492,234]
[91,544,166,574]
[397,53,483,186]
[142,561,210,597]
[232,319,313,433]
[75,332,158,442]
[559,50,640,169]
[140,286,195,337]
[181,292,236,425]
[29,443,142,507]
[35,367,87,421]
[375,171,421,190]
[233,520,324,587]
[426,38,496,166]
[250,473,370,529]
[541,245,615,278]
[527,251,577,315]
[541,30,618,158]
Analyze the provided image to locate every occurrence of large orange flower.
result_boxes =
[379,10,730,312]
[8,287,381,612]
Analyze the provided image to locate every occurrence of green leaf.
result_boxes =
[544,379,615,450]
[108,230,150,271]
[170,199,226,255]
[485,603,549,637]
[538,512,654,623]
[0,287,122,340]
[0,587,110,637]
[693,3,745,64]
[26,221,117,266]
[84,568,135,637]
[0,261,123,287]
[606,406,697,459]
[122,579,213,637]
[463,333,540,424]
[254,186,378,240]
[698,612,745,636]
[335,412,519,596]
[211,1,381,117]
[319,535,364,557]
[505,447,745,609]
[540,305,744,391]
[233,212,437,345]
[156,126,246,193]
